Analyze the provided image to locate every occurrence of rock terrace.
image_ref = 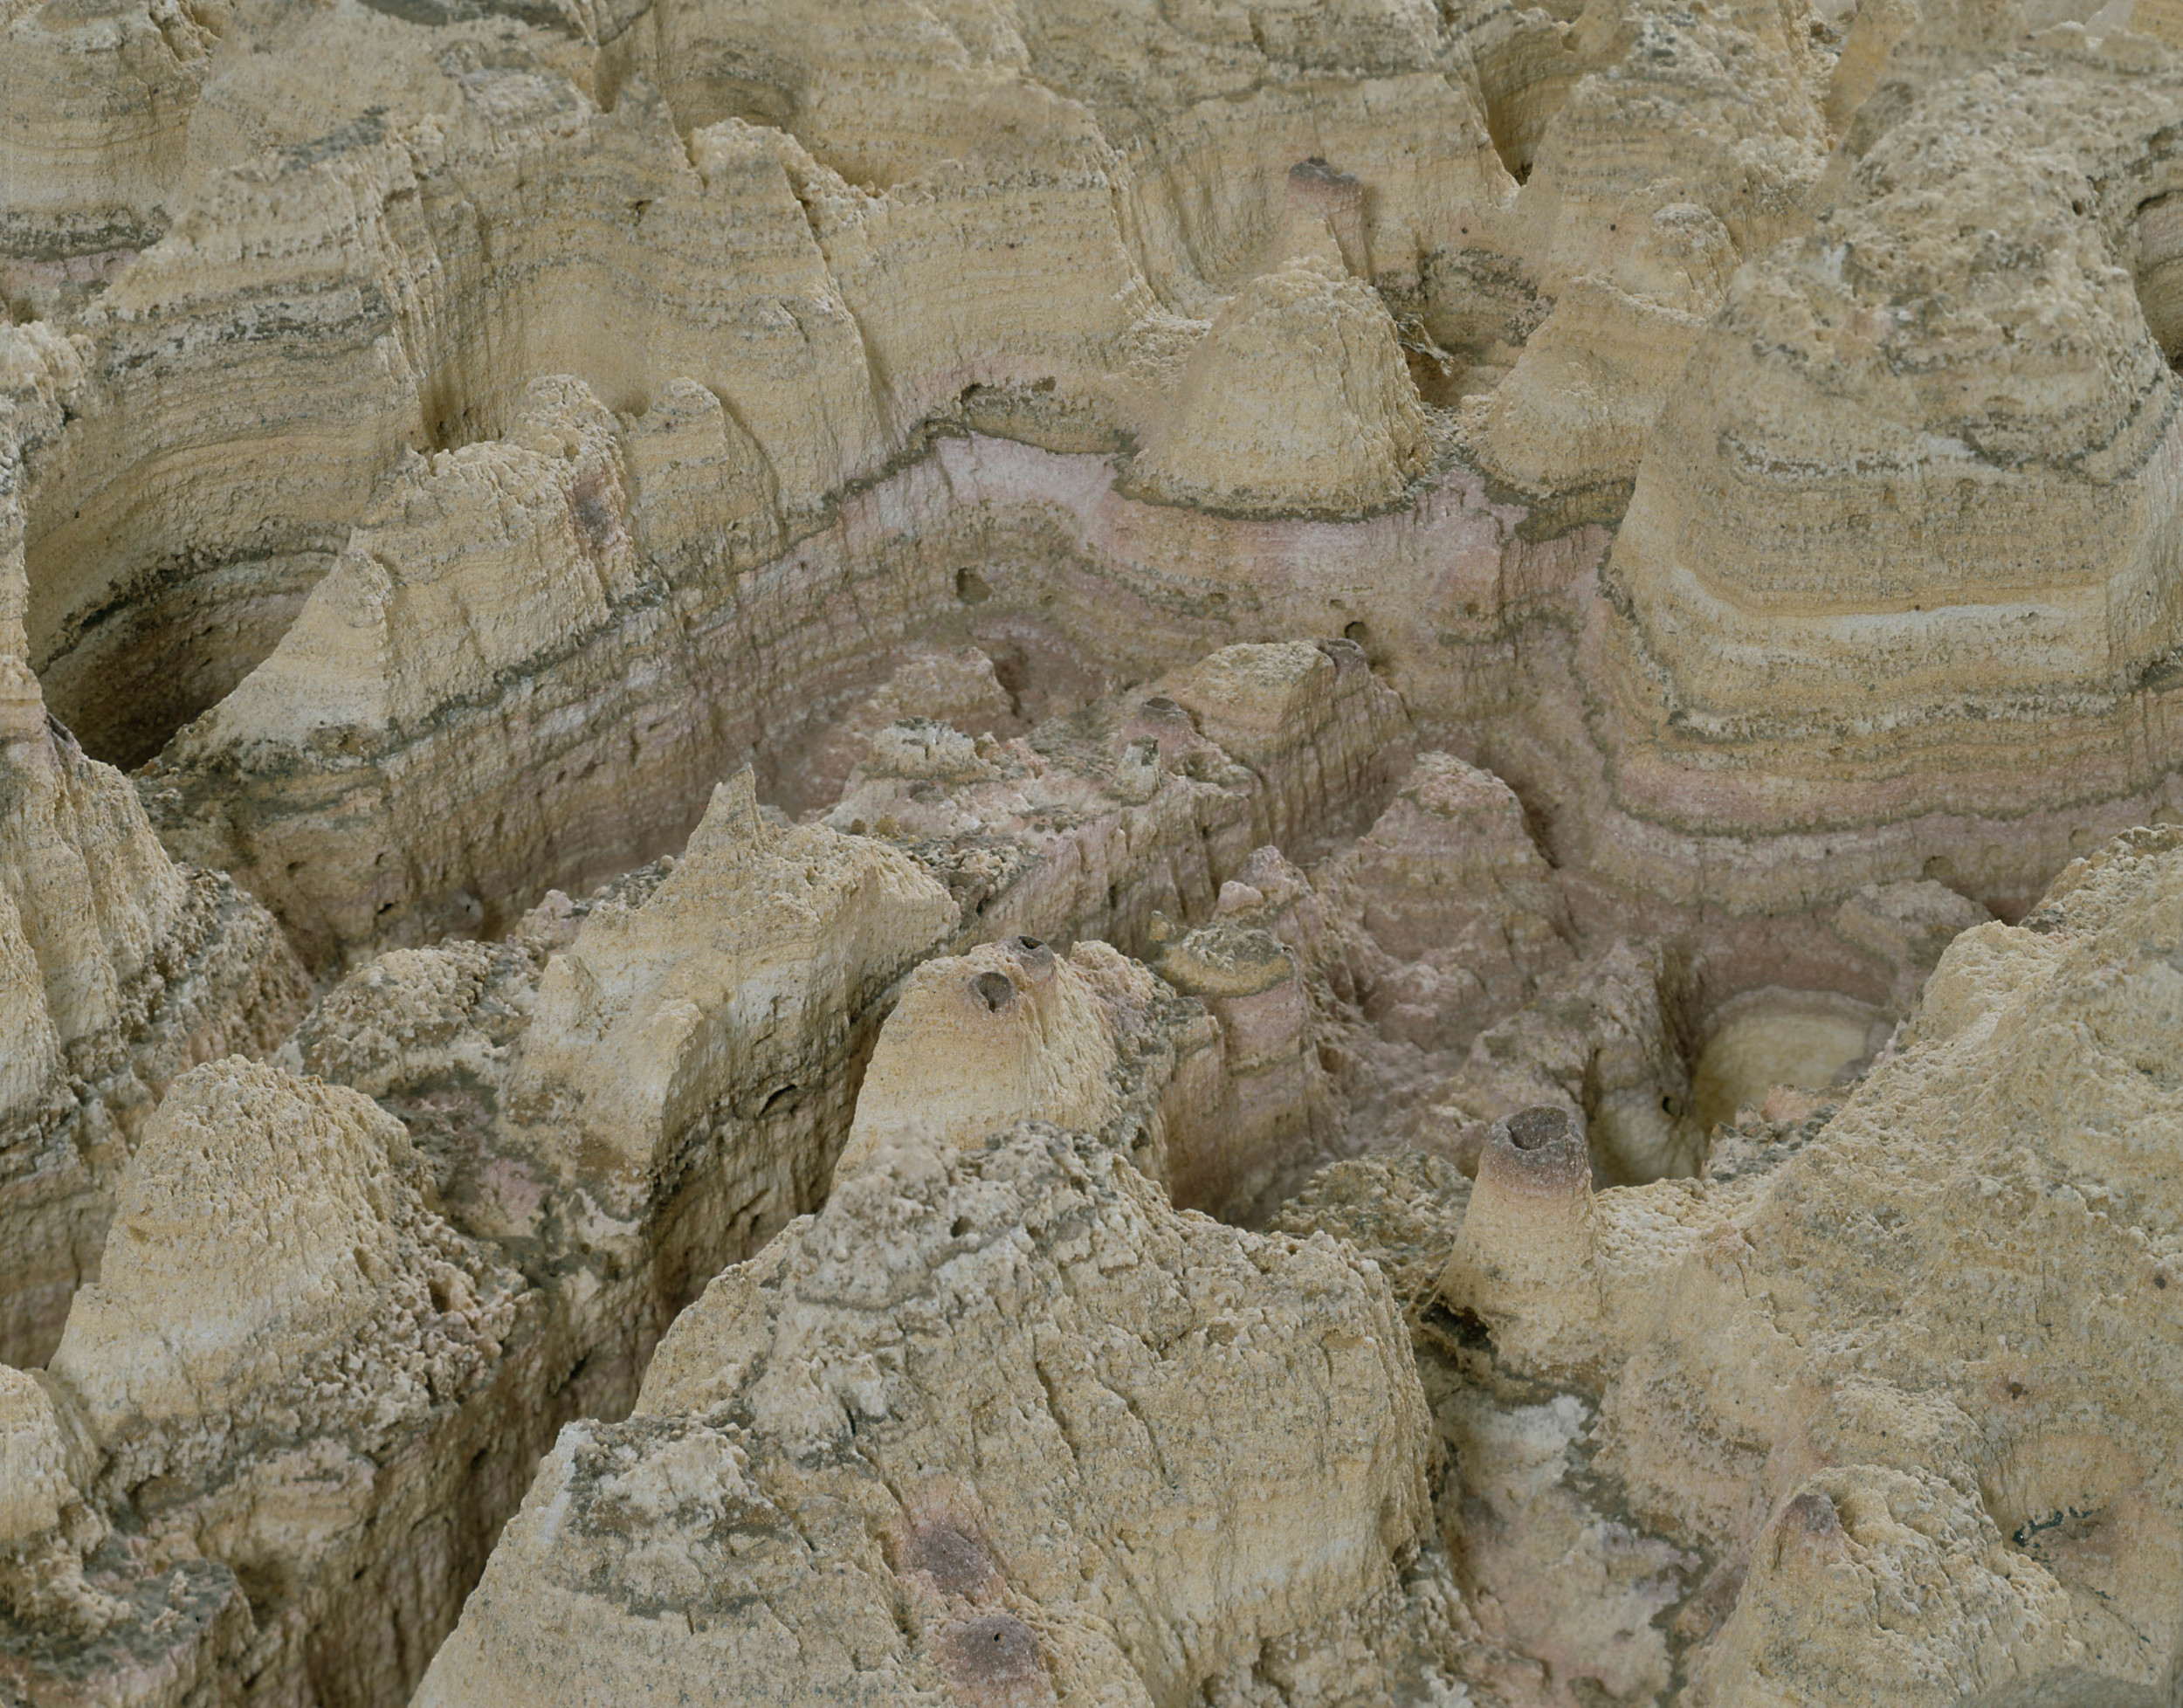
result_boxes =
[5,0,2183,1701]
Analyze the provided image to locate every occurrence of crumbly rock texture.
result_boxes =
[11,0,2183,1699]
[416,1122,1449,1707]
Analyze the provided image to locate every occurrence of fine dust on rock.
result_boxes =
[6,0,2183,1702]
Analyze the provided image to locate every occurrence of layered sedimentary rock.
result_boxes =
[1594,17,2183,915]
[3,773,962,1702]
[13,0,2183,1698]
[293,767,959,1305]
[0,323,306,1370]
[1417,829,2183,1700]
[833,934,1214,1188]
[1463,0,1824,504]
[25,1060,522,1706]
[415,1120,1454,1707]
[1129,251,1432,517]
[824,638,1412,961]
[0,0,215,319]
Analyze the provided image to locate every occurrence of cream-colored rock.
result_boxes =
[17,0,2183,1695]
[32,1057,528,1706]
[154,374,674,966]
[1439,1106,1605,1370]
[1163,639,1416,858]
[1188,764,1703,1188]
[838,931,1280,1218]
[787,644,1023,817]
[0,0,218,317]
[827,638,1412,958]
[1276,1148,1711,1704]
[415,1122,1450,1707]
[1456,0,1828,504]
[1595,36,2183,912]
[508,768,959,1236]
[51,1058,518,1475]
[1518,0,1828,288]
[837,936,1122,1174]
[0,1365,114,1634]
[21,27,1150,776]
[0,788,957,1705]
[0,321,306,1367]
[1416,829,2183,1698]
[1131,255,1430,517]
[288,769,955,1298]
[1468,198,1736,499]
[1329,751,1575,1050]
[1153,917,1336,1220]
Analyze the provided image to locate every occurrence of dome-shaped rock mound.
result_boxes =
[15,0,2183,1701]
[1131,253,1430,517]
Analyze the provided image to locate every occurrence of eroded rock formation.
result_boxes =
[0,324,306,1371]
[9,0,2183,1699]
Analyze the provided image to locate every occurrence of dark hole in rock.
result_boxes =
[1505,1105,1569,1151]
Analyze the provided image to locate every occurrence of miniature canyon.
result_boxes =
[4,0,2183,1698]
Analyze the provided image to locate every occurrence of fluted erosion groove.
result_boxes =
[8,0,2183,1701]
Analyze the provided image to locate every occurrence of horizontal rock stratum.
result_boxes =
[5,0,2183,1701]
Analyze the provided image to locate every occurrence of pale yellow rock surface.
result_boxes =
[3,786,957,1703]
[823,637,1413,959]
[34,1057,528,1705]
[836,936,1123,1176]
[1415,829,2183,1701]
[0,322,306,1368]
[0,0,217,315]
[1131,254,1430,517]
[1596,24,2183,892]
[16,0,2183,1699]
[506,768,959,1231]
[50,1059,514,1454]
[0,1365,114,1635]
[415,1121,1454,1708]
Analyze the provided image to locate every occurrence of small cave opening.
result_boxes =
[1688,988,1883,1134]
[32,545,335,772]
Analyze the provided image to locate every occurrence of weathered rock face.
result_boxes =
[19,1059,526,1708]
[1408,829,2183,1700]
[16,0,2183,1698]
[2,775,965,1705]
[0,0,215,318]
[1129,252,1432,517]
[0,324,306,1369]
[823,638,1413,964]
[1596,26,2183,915]
[413,1122,1451,1708]
[291,766,962,1304]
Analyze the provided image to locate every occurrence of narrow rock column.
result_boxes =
[1155,921,1328,1222]
[1438,1105,1601,1372]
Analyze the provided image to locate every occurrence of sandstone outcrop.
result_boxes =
[1594,18,2183,915]
[5,1058,527,1705]
[825,638,1412,963]
[0,322,306,1370]
[835,935,1201,1184]
[1410,828,2183,1699]
[292,766,960,1302]
[2,775,962,1703]
[414,1121,1454,1708]
[13,0,2183,1698]
[1129,252,1431,518]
